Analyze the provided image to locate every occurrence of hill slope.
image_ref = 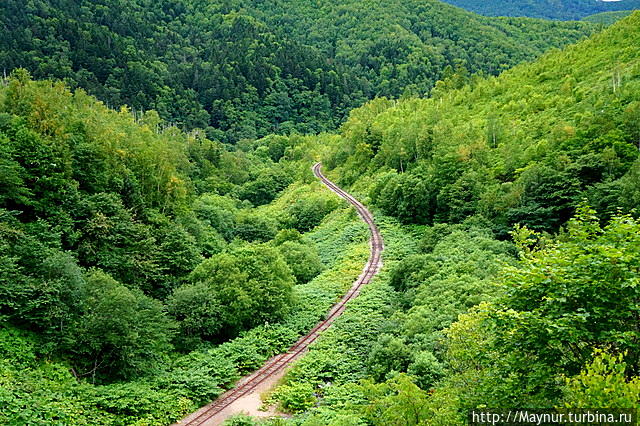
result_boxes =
[583,10,634,25]
[0,69,372,423]
[0,0,595,141]
[441,0,640,20]
[255,13,640,424]
[1,8,639,426]
[325,11,640,235]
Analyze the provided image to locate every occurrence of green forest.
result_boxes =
[1,0,596,142]
[1,1,639,425]
[440,0,640,20]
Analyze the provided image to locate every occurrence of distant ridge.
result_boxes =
[0,0,596,141]
[440,0,640,20]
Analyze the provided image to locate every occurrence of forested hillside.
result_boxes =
[583,10,634,25]
[441,0,640,20]
[0,69,374,423]
[1,2,639,425]
[325,12,640,236]
[238,12,640,425]
[1,0,595,142]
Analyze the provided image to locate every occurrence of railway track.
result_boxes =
[176,162,384,426]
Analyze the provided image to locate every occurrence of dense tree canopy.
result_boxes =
[0,70,312,381]
[169,245,295,343]
[2,3,640,425]
[0,67,339,423]
[259,14,640,425]
[0,0,596,141]
[327,12,640,236]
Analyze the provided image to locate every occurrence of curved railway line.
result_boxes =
[176,162,384,426]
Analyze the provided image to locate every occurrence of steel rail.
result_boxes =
[176,162,383,426]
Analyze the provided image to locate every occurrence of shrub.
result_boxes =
[275,382,316,413]
[278,241,324,284]
[562,349,640,409]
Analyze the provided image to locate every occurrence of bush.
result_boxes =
[407,351,444,390]
[375,171,437,225]
[159,349,239,403]
[388,254,438,293]
[562,349,640,409]
[238,169,293,206]
[224,414,259,425]
[234,211,278,242]
[286,193,341,232]
[278,241,324,284]
[0,325,37,367]
[272,229,303,246]
[367,334,413,381]
[155,225,203,295]
[171,245,295,340]
[193,194,238,241]
[167,282,223,347]
[494,208,640,379]
[275,382,316,413]
[67,270,176,381]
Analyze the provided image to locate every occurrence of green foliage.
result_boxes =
[373,170,437,225]
[72,193,161,291]
[234,210,279,242]
[367,335,413,382]
[355,224,513,395]
[68,270,176,381]
[286,193,342,232]
[225,414,259,426]
[193,194,239,241]
[0,222,85,337]
[0,360,110,426]
[611,159,640,216]
[255,134,292,162]
[583,11,635,26]
[266,220,415,419]
[272,382,317,413]
[238,168,293,206]
[425,209,640,419]
[327,13,640,234]
[170,245,295,342]
[0,323,192,425]
[0,0,596,141]
[0,325,37,367]
[1,219,177,382]
[0,33,387,423]
[407,351,445,390]
[506,163,580,232]
[491,209,640,389]
[0,172,372,423]
[167,282,223,347]
[159,349,239,403]
[0,75,220,301]
[154,224,204,294]
[389,254,438,292]
[3,5,640,425]
[83,382,193,425]
[273,229,304,246]
[360,375,431,426]
[562,349,640,409]
[278,241,324,284]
